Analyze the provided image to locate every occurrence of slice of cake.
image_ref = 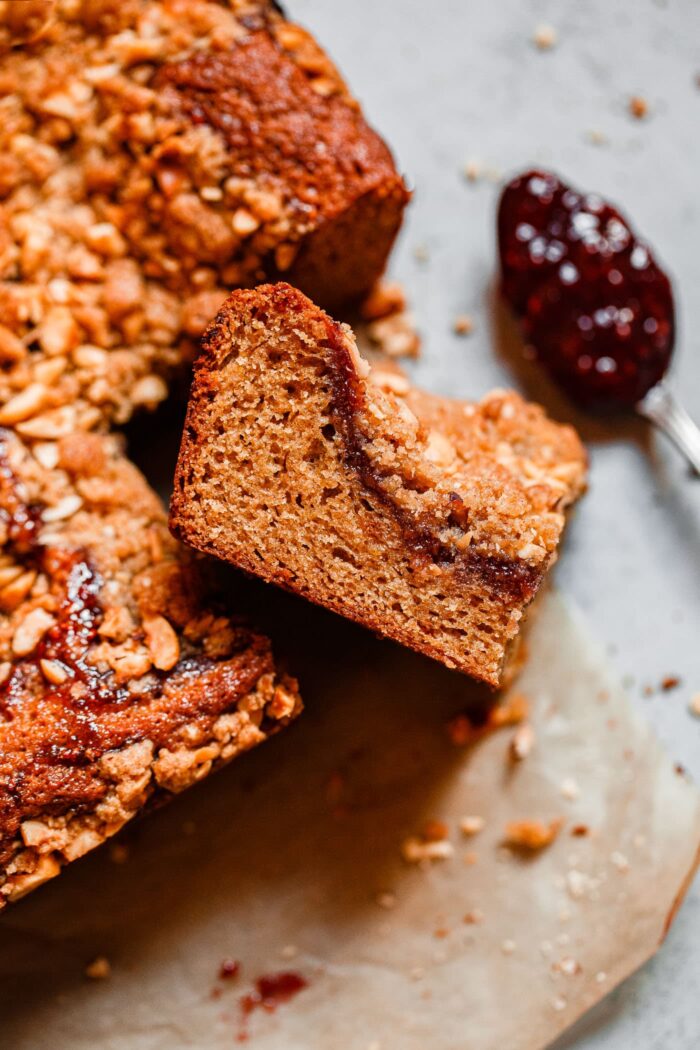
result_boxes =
[0,427,300,908]
[170,284,587,687]
[0,0,408,432]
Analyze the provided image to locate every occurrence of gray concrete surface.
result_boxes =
[293,1,700,1046]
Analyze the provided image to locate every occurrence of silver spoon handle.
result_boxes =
[636,380,700,475]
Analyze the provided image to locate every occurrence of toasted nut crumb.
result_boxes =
[39,658,69,685]
[268,683,298,720]
[560,777,580,800]
[555,956,582,976]
[143,615,180,671]
[370,369,411,397]
[231,207,260,237]
[422,819,449,842]
[629,95,649,119]
[447,692,529,746]
[42,494,83,522]
[12,607,55,657]
[504,819,562,851]
[402,836,454,864]
[367,312,421,359]
[360,281,406,321]
[85,956,111,980]
[510,723,535,761]
[533,24,557,50]
[463,909,484,924]
[610,850,629,872]
[661,675,681,691]
[0,570,38,612]
[459,815,485,837]
[131,375,168,407]
[453,314,474,336]
[463,161,481,182]
[0,383,49,425]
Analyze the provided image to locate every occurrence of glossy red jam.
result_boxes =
[497,169,675,411]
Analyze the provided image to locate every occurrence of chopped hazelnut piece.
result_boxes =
[504,818,562,851]
[629,96,649,119]
[510,723,535,761]
[85,956,111,980]
[447,692,529,746]
[459,815,485,837]
[453,314,474,336]
[402,836,454,864]
[360,281,406,321]
[533,25,557,50]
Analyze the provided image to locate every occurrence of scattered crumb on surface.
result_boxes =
[629,95,649,119]
[501,938,516,955]
[554,956,581,977]
[360,280,406,322]
[571,824,590,837]
[453,314,474,336]
[447,692,529,746]
[586,129,608,146]
[367,311,421,359]
[595,971,607,984]
[376,891,397,910]
[413,244,429,263]
[610,850,629,873]
[459,815,485,837]
[463,909,484,925]
[533,24,557,50]
[661,675,681,691]
[463,161,481,182]
[402,835,454,864]
[551,995,567,1012]
[85,956,111,980]
[422,819,449,842]
[504,819,562,851]
[280,945,298,960]
[510,723,535,761]
[560,777,580,801]
[688,693,700,718]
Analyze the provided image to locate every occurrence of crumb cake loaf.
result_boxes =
[0,0,408,432]
[171,284,587,687]
[0,427,300,908]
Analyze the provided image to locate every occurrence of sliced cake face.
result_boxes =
[0,0,408,432]
[171,284,587,687]
[0,428,300,908]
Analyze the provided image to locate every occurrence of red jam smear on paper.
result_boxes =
[497,169,675,411]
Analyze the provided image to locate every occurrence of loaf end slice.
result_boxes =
[0,428,300,909]
[171,284,587,687]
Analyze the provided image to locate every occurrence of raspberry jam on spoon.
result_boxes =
[498,169,700,471]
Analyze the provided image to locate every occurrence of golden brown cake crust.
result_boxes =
[171,284,587,687]
[0,427,300,908]
[0,0,408,433]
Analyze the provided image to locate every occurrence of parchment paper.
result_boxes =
[0,588,698,1050]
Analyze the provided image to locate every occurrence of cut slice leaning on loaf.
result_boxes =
[171,284,587,687]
